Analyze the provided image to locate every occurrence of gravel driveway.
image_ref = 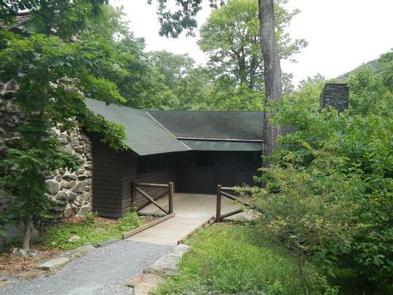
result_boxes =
[1,240,172,295]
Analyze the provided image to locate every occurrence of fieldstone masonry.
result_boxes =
[46,128,93,218]
[320,83,349,112]
[0,80,21,156]
[0,80,93,218]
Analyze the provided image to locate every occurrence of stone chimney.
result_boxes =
[320,83,349,112]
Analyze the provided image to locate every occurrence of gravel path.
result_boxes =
[1,240,173,295]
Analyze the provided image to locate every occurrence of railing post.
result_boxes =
[131,182,136,209]
[168,181,174,214]
[216,185,222,222]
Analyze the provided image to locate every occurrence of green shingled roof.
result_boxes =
[148,110,263,141]
[181,140,262,151]
[85,99,263,154]
[85,98,190,156]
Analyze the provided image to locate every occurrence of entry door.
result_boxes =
[193,152,216,193]
[215,152,236,188]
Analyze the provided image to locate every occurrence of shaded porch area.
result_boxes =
[127,193,245,245]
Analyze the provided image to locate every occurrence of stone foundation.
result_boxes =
[0,80,93,218]
[46,128,93,218]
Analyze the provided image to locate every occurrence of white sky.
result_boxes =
[110,0,393,85]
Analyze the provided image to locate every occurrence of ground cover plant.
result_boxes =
[155,224,336,295]
[42,212,142,250]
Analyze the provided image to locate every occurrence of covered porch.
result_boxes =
[126,193,250,245]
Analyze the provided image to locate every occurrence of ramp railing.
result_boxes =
[215,185,253,222]
[131,181,174,215]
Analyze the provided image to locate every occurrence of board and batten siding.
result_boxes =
[119,151,137,215]
[91,137,125,218]
[176,151,261,194]
[91,136,177,217]
[135,168,175,209]
[91,134,260,217]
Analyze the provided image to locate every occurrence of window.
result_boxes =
[138,154,169,173]
[196,152,215,167]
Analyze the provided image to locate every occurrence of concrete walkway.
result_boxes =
[127,193,241,245]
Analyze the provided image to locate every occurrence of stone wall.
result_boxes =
[0,80,92,218]
[0,80,21,156]
[46,128,93,218]
[320,83,349,112]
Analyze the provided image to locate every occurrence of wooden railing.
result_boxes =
[215,185,253,222]
[131,181,174,215]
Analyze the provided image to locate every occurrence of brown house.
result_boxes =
[85,98,263,217]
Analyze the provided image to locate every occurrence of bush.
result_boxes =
[252,55,393,293]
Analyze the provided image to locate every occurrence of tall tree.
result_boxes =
[199,0,305,90]
[149,0,285,156]
[149,51,195,89]
[259,0,282,158]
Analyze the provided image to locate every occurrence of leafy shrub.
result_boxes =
[253,53,393,293]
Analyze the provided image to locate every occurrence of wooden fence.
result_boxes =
[215,185,254,222]
[131,181,174,216]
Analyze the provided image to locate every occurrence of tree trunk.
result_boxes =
[258,0,283,163]
[22,216,33,250]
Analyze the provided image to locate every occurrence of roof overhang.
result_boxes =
[85,98,190,156]
[85,98,263,155]
[181,140,262,152]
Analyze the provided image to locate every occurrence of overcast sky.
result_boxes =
[110,0,393,86]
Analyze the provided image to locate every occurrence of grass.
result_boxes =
[42,212,142,250]
[155,223,336,295]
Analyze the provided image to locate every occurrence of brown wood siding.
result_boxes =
[90,133,259,216]
[119,151,138,215]
[91,137,124,218]
[91,138,177,217]
[176,151,260,194]
[135,156,176,209]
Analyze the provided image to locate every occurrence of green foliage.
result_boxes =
[43,212,141,250]
[252,52,393,292]
[0,1,108,34]
[199,0,306,90]
[147,0,223,37]
[0,2,135,248]
[156,224,336,295]
[149,51,195,89]
[209,81,263,110]
[173,67,214,110]
[348,51,393,116]
[147,0,306,111]
[147,50,264,110]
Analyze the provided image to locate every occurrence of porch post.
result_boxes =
[168,181,174,214]
[131,182,136,209]
[216,185,222,222]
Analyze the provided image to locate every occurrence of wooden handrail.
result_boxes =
[220,208,244,220]
[221,186,237,191]
[215,185,268,222]
[220,190,253,207]
[136,187,168,214]
[136,183,169,188]
[215,185,252,222]
[131,181,174,216]
[216,185,222,222]
[168,181,174,214]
